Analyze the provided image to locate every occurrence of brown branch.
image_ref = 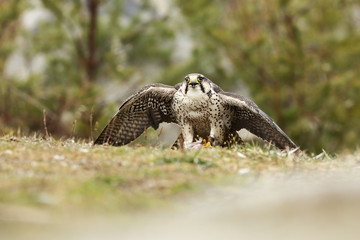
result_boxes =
[11,87,57,119]
[85,0,99,83]
[43,109,50,139]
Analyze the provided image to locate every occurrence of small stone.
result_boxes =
[53,155,65,160]
[4,150,13,155]
[237,168,250,175]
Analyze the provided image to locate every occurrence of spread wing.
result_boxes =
[220,92,297,149]
[94,84,177,146]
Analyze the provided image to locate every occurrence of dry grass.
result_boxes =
[1,136,360,240]
[1,135,353,213]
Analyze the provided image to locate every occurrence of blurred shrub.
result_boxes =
[0,0,24,131]
[177,0,360,152]
[1,0,175,139]
[1,0,359,153]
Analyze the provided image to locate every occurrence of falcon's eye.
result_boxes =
[185,77,190,82]
[197,76,205,81]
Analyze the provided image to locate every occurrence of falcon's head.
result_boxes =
[181,73,212,97]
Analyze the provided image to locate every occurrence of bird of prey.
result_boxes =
[94,73,297,149]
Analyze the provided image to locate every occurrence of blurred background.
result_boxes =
[0,0,359,153]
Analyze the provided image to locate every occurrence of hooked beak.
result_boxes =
[188,79,199,88]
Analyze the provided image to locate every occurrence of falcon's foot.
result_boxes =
[207,136,215,146]
[184,138,212,149]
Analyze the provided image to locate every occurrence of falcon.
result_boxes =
[94,73,297,149]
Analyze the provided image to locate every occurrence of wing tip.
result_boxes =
[92,135,108,146]
[276,139,298,150]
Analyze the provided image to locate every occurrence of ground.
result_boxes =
[0,136,359,239]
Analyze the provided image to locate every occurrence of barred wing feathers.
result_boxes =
[94,84,177,146]
[220,92,297,149]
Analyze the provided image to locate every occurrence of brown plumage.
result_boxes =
[94,84,177,146]
[220,92,296,149]
[94,74,297,149]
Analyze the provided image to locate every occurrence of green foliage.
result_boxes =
[1,0,175,138]
[1,0,359,153]
[0,0,26,131]
[176,0,360,152]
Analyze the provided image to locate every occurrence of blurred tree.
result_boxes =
[1,0,175,138]
[176,0,360,152]
[0,0,25,132]
[1,0,359,153]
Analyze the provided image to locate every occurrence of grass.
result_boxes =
[0,135,357,215]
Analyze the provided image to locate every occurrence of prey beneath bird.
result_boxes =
[94,73,297,149]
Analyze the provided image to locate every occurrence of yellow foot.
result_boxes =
[184,138,213,149]
[202,139,212,148]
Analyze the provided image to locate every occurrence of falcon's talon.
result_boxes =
[207,136,215,146]
[94,73,298,151]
